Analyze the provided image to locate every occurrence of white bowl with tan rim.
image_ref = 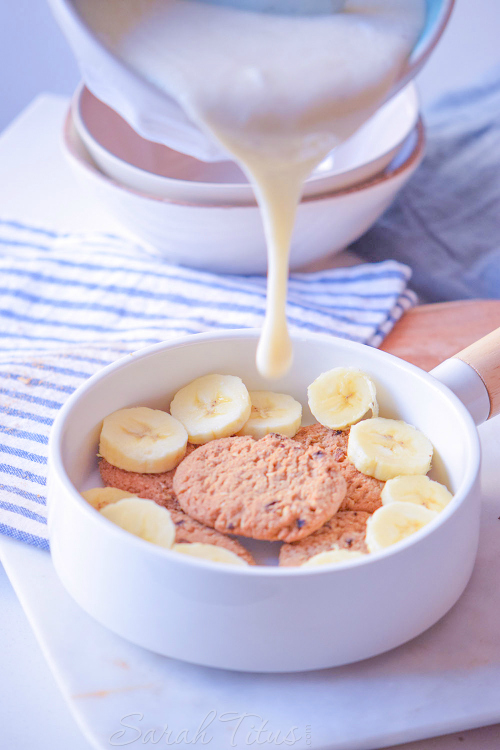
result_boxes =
[47,326,500,672]
[62,109,425,274]
[71,82,420,204]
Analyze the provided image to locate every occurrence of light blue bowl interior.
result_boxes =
[412,0,450,61]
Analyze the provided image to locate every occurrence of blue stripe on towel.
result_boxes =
[0,522,49,550]
[0,223,416,550]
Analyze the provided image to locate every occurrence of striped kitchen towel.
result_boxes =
[0,218,417,550]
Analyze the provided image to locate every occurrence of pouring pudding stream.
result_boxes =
[74,0,425,377]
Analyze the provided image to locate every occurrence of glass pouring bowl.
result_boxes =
[48,0,454,161]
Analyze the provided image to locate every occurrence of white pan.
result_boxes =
[47,328,500,672]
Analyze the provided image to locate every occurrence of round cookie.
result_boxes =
[173,433,347,543]
[170,510,255,565]
[99,443,197,512]
[279,510,370,567]
[294,424,383,514]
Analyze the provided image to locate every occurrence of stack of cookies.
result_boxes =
[83,369,451,566]
[99,424,382,566]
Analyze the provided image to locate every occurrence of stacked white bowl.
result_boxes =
[63,84,424,274]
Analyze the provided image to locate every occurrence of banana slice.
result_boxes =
[100,497,175,548]
[170,374,251,445]
[347,417,433,481]
[365,501,437,553]
[173,542,249,565]
[381,475,453,513]
[237,390,302,438]
[99,406,188,474]
[81,486,135,511]
[308,367,378,430]
[301,549,365,567]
